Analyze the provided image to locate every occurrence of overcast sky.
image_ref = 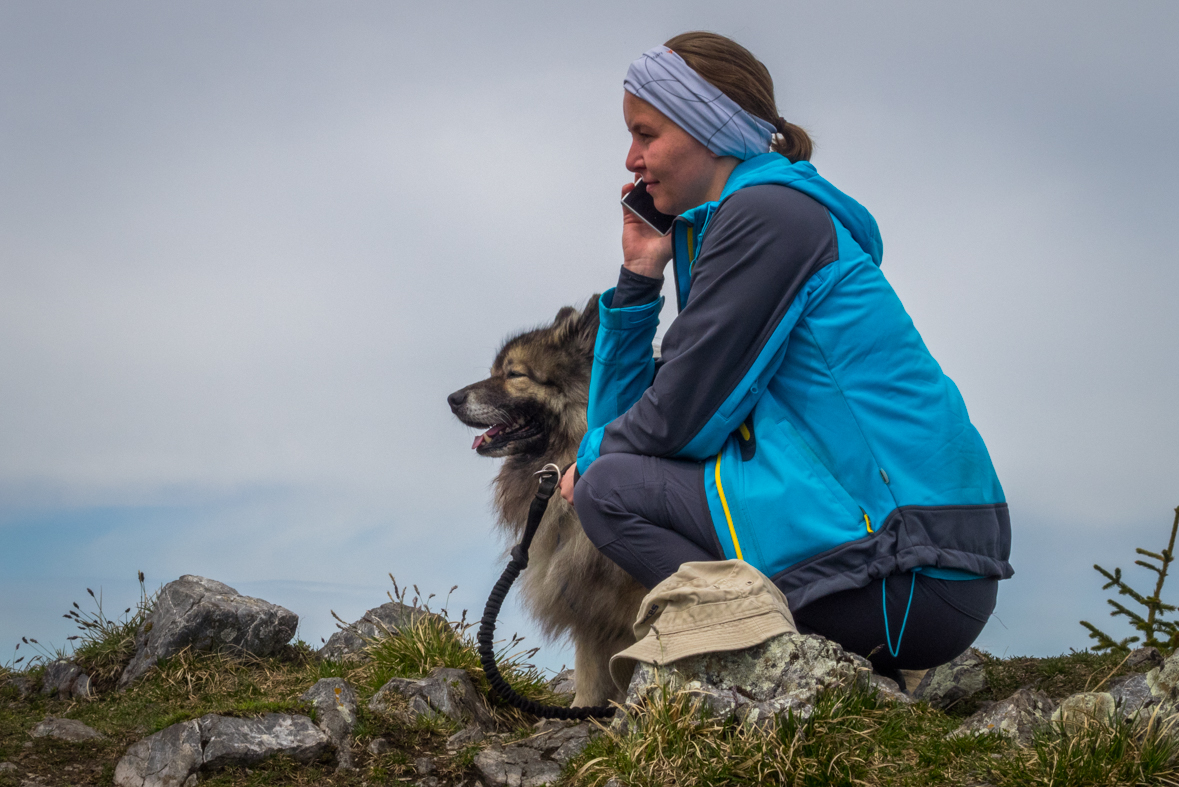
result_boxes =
[2,1,1177,672]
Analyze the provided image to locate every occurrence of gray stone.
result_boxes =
[0,762,17,772]
[949,688,1056,747]
[40,661,93,700]
[118,576,298,689]
[199,713,330,771]
[621,632,880,726]
[114,713,329,787]
[1146,648,1179,709]
[4,675,34,698]
[868,673,914,704]
[546,669,576,697]
[447,724,486,751]
[1052,692,1118,733]
[370,667,494,730]
[474,721,597,787]
[300,678,358,770]
[912,648,988,710]
[1108,673,1159,718]
[415,756,435,774]
[367,737,393,755]
[114,719,203,787]
[1125,646,1164,671]
[318,602,445,663]
[29,717,104,741]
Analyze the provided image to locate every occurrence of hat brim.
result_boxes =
[609,610,796,693]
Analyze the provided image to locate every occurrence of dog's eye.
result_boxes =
[506,371,528,379]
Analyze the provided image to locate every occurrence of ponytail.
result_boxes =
[665,31,814,163]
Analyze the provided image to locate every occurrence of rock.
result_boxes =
[300,678,358,770]
[547,669,576,697]
[367,737,393,755]
[1108,673,1159,718]
[29,717,104,741]
[868,673,914,704]
[1125,646,1164,671]
[912,648,988,709]
[318,602,446,663]
[1146,648,1179,708]
[1052,692,1117,733]
[114,714,329,787]
[118,576,298,690]
[200,713,330,770]
[40,661,93,700]
[3,675,34,698]
[115,719,203,787]
[370,667,494,730]
[0,762,17,771]
[949,688,1056,747]
[447,724,486,751]
[621,632,879,726]
[415,756,435,774]
[474,721,597,787]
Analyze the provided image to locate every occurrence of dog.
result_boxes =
[447,298,647,707]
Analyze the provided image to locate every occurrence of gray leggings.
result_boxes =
[574,452,997,676]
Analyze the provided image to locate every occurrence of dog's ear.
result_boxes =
[552,305,578,326]
[575,294,601,355]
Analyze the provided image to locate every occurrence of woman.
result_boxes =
[559,32,1012,685]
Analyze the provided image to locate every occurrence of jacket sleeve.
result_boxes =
[578,185,838,472]
[582,269,665,436]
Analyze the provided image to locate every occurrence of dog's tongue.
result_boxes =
[472,424,505,450]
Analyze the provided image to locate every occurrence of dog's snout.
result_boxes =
[447,388,469,411]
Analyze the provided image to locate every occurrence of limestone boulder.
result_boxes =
[300,678,358,770]
[474,720,597,787]
[1108,673,1160,719]
[114,713,329,787]
[620,632,894,727]
[1125,646,1164,671]
[40,661,93,700]
[199,714,330,770]
[369,667,494,730]
[949,688,1056,747]
[30,717,103,741]
[118,576,297,689]
[114,719,203,787]
[1052,692,1118,734]
[547,668,576,697]
[1145,647,1179,710]
[912,648,988,710]
[317,602,445,663]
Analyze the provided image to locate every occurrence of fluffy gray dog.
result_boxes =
[448,299,647,707]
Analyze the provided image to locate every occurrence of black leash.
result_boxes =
[477,462,615,719]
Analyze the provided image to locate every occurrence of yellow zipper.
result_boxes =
[714,452,743,560]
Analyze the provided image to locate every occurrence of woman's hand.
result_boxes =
[559,463,577,506]
[622,182,674,279]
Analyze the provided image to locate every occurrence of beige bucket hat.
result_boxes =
[609,559,797,693]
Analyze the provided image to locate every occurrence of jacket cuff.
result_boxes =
[610,266,664,308]
[598,288,663,331]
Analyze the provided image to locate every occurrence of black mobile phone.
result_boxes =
[621,178,676,236]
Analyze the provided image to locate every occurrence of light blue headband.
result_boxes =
[624,46,777,160]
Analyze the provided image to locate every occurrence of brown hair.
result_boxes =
[663,31,813,163]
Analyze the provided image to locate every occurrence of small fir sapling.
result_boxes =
[1081,506,1179,654]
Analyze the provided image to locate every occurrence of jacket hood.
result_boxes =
[683,153,883,268]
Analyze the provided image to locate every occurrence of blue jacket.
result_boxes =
[577,154,1012,609]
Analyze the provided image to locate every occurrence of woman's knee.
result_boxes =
[573,454,643,546]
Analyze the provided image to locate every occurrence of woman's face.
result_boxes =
[624,92,735,215]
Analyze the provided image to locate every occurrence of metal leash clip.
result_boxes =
[533,462,562,479]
